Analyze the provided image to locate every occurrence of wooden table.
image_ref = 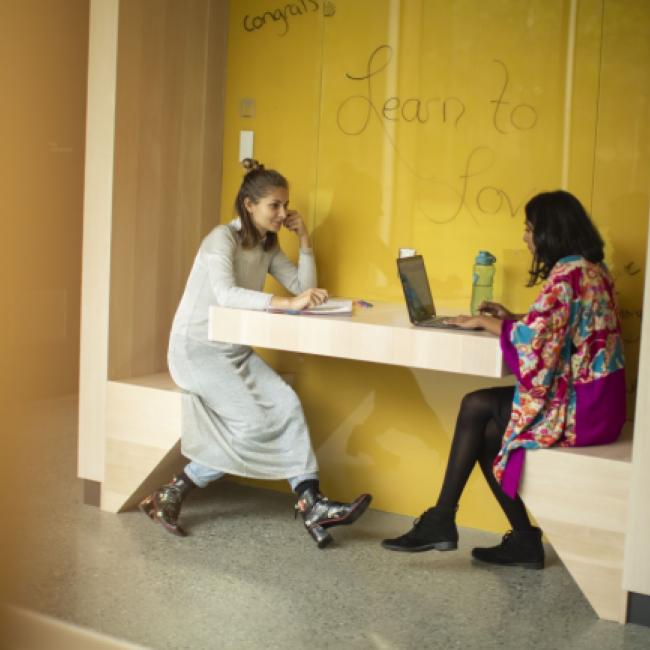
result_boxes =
[209,301,507,378]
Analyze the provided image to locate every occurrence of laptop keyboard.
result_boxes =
[418,316,457,328]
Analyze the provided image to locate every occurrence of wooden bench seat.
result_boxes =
[102,372,184,513]
[520,423,633,622]
[102,369,295,513]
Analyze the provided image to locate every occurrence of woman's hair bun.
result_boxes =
[242,158,264,172]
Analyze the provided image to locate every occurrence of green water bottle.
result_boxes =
[470,251,496,315]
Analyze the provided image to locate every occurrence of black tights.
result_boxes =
[436,387,533,531]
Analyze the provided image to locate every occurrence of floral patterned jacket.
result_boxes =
[495,255,626,497]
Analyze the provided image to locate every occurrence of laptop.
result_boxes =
[397,255,458,328]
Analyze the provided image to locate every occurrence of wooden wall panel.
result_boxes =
[624,215,650,596]
[79,0,228,479]
[78,0,119,481]
[109,0,228,380]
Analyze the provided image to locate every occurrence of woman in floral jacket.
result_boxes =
[382,190,626,569]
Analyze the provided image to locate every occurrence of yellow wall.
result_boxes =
[224,0,650,532]
[590,0,650,408]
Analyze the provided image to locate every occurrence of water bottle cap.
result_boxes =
[475,250,496,265]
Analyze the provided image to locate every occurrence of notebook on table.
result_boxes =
[397,255,458,329]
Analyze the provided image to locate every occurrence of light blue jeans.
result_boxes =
[184,460,318,492]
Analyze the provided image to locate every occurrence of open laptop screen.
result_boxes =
[397,255,436,323]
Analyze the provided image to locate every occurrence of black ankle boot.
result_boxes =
[471,527,545,569]
[381,506,458,552]
[139,473,195,537]
[295,487,372,549]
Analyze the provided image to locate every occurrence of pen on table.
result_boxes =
[355,300,373,308]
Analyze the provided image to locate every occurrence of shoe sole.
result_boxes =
[320,494,373,529]
[309,525,333,549]
[471,556,544,570]
[381,540,458,553]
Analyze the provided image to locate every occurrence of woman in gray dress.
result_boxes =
[139,159,371,548]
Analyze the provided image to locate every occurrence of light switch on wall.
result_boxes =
[240,97,256,118]
[239,130,254,161]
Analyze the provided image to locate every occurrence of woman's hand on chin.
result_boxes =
[283,210,311,249]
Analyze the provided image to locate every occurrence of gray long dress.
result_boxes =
[168,219,319,479]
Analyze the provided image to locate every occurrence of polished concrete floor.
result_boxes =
[3,396,650,650]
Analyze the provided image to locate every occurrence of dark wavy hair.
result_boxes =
[525,190,605,286]
[235,158,288,250]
